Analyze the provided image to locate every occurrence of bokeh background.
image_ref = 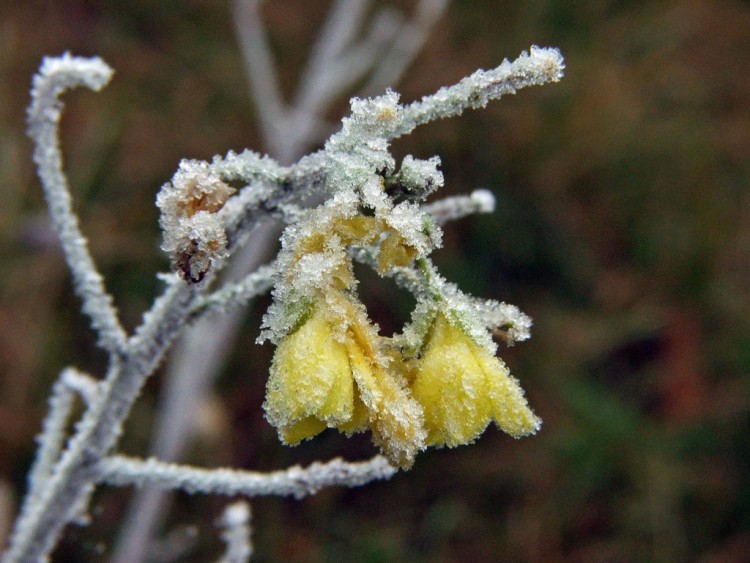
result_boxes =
[1,1,749,561]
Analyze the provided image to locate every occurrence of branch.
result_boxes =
[422,189,496,225]
[2,279,197,563]
[98,455,397,499]
[217,501,253,563]
[26,53,127,356]
[190,262,277,320]
[20,368,98,521]
[391,45,565,140]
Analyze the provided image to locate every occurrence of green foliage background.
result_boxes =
[1,1,749,561]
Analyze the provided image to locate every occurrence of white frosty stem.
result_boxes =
[21,368,98,521]
[26,54,127,356]
[217,501,253,563]
[99,455,396,499]
[422,189,496,225]
[191,262,277,319]
[391,46,565,139]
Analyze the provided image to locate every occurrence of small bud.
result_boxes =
[157,159,235,283]
[394,155,443,200]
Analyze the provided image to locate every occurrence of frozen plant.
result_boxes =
[2,40,564,562]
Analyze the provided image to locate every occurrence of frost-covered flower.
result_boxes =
[411,313,541,447]
[263,306,356,445]
[264,294,425,468]
[258,46,565,468]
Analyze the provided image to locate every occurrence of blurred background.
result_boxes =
[1,1,749,561]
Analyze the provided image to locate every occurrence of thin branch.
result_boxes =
[99,455,397,499]
[217,501,253,563]
[2,277,197,563]
[391,45,565,140]
[26,53,127,356]
[231,0,286,152]
[190,262,277,320]
[21,368,98,520]
[422,189,496,225]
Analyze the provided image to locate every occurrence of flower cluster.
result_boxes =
[152,46,564,469]
[258,91,540,468]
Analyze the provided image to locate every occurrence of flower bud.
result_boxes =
[412,314,540,447]
[263,308,354,444]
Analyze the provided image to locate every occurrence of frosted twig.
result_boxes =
[190,262,277,319]
[98,455,397,499]
[21,368,98,520]
[391,46,565,140]
[2,276,197,563]
[422,189,496,225]
[217,501,253,563]
[26,53,127,356]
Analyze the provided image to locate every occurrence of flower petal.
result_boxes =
[263,309,354,444]
[346,339,425,468]
[412,314,493,447]
[475,351,541,437]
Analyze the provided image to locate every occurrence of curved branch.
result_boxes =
[26,53,127,355]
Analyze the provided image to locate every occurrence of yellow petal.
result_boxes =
[474,350,541,437]
[412,314,493,447]
[336,387,369,435]
[377,233,417,273]
[279,417,328,444]
[263,308,354,444]
[346,338,425,469]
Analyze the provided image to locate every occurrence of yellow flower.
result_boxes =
[263,308,355,444]
[411,313,540,447]
[263,296,425,468]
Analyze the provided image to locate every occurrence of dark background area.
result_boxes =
[1,1,749,561]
